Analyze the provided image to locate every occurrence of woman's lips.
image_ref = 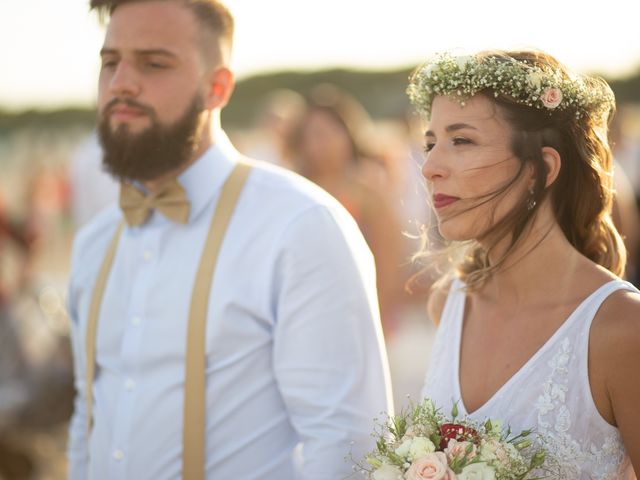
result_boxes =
[432,193,460,209]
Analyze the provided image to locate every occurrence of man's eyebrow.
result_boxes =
[425,123,478,136]
[99,48,178,59]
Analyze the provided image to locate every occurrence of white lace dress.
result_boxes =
[422,279,638,479]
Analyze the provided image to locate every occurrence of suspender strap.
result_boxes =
[85,220,124,433]
[182,161,252,480]
[84,162,252,480]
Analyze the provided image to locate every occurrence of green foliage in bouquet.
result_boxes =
[354,399,555,480]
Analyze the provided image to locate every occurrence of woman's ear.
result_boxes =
[541,146,561,188]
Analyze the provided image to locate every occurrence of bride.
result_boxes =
[409,50,640,478]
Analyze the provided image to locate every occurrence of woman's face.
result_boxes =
[422,94,529,241]
[299,109,354,173]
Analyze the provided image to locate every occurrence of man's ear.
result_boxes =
[204,67,234,110]
[541,146,561,188]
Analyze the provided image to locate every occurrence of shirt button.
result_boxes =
[124,379,136,391]
[113,449,125,461]
[143,250,153,262]
[131,316,142,326]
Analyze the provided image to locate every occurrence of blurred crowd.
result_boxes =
[1,86,639,479]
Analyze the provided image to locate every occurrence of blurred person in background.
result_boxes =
[610,109,640,285]
[1,180,75,479]
[67,1,392,479]
[0,192,38,479]
[288,84,405,335]
[244,88,305,169]
[68,132,119,228]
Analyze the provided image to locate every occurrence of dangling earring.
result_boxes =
[527,187,537,211]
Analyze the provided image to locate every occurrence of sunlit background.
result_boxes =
[1,1,639,478]
[1,0,640,109]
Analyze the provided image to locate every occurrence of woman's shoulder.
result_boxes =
[592,284,640,335]
[589,273,640,374]
[589,282,640,426]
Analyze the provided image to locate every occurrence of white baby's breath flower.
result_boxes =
[455,55,473,70]
[423,64,437,78]
[487,418,503,434]
[408,52,614,121]
[479,439,499,462]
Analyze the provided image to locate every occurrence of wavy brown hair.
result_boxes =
[412,50,626,291]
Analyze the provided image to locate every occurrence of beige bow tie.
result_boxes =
[119,180,191,226]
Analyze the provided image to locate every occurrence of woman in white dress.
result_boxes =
[409,50,640,479]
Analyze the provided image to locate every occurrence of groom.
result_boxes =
[66,0,393,479]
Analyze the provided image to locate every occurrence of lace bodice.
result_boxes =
[423,279,638,479]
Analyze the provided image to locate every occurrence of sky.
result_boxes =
[1,0,639,111]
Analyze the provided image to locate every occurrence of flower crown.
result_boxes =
[407,53,615,121]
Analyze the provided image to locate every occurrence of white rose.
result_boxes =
[372,463,404,480]
[410,437,437,461]
[395,438,413,458]
[395,436,436,461]
[458,462,496,480]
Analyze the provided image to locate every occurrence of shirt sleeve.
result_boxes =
[272,204,394,480]
[66,242,90,480]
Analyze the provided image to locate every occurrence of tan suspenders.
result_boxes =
[85,162,252,479]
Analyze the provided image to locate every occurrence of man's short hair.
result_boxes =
[90,0,234,63]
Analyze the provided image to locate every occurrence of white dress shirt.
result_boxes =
[66,132,393,480]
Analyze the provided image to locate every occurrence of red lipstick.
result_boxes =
[433,193,459,209]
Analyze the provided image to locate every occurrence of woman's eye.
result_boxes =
[424,143,435,153]
[452,137,473,146]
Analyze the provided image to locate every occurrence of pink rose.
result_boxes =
[406,452,457,480]
[445,439,477,463]
[540,87,563,109]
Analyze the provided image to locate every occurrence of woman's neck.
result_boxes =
[478,205,589,306]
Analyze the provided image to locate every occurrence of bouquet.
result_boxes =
[355,399,550,480]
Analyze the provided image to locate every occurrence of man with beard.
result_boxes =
[66,1,393,479]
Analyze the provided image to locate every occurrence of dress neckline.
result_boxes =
[453,279,622,417]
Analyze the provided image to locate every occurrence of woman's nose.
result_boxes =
[421,145,448,181]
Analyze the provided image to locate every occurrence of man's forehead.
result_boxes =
[105,1,199,48]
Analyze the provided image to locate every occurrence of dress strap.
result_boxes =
[439,278,466,329]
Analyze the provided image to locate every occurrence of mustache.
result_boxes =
[102,97,156,117]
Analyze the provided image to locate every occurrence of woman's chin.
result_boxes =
[438,221,474,242]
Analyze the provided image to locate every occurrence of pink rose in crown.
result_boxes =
[406,452,457,480]
[540,87,563,108]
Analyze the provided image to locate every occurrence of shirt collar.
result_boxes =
[177,130,239,224]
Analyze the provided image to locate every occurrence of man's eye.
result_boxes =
[145,62,169,69]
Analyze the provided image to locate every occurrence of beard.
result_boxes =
[97,94,205,182]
